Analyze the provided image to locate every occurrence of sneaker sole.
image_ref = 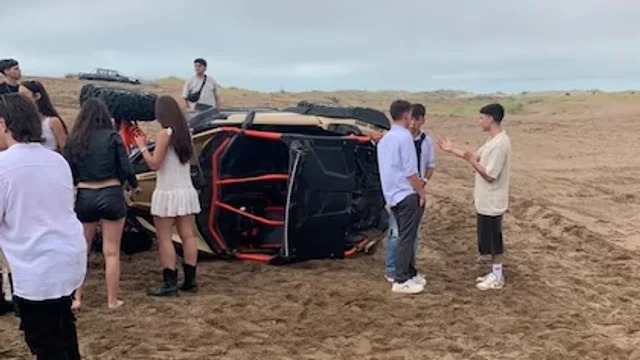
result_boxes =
[476,283,505,291]
[392,284,425,294]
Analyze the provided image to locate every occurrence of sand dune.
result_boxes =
[1,77,639,359]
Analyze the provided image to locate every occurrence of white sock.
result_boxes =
[492,263,503,279]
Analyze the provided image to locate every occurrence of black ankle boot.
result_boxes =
[148,268,179,297]
[180,263,198,292]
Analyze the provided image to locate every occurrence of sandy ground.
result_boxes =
[1,78,640,359]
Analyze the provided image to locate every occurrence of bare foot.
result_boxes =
[108,299,124,310]
[71,299,81,312]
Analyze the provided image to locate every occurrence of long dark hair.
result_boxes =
[155,95,193,164]
[21,80,68,134]
[67,98,114,161]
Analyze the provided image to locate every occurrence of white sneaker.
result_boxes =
[411,273,427,286]
[384,275,394,283]
[476,273,505,291]
[475,272,492,283]
[392,280,424,294]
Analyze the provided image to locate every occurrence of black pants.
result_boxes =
[14,295,81,360]
[391,194,424,283]
[477,213,504,256]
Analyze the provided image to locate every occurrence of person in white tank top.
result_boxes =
[134,95,201,297]
[18,81,68,152]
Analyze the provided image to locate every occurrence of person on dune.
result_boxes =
[377,99,427,295]
[0,58,21,95]
[384,103,435,283]
[63,98,139,310]
[0,93,85,359]
[437,103,511,291]
[134,95,201,297]
[19,80,68,152]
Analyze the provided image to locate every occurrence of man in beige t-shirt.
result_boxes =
[182,58,222,111]
[437,103,511,291]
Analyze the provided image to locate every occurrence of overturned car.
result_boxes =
[82,85,391,265]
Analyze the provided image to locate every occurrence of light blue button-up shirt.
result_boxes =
[377,124,419,207]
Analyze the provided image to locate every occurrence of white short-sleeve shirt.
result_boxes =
[474,131,511,216]
[0,143,87,301]
[182,74,220,109]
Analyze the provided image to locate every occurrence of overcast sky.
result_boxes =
[2,0,640,93]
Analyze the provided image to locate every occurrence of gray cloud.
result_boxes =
[2,0,640,92]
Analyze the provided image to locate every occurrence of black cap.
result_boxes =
[0,58,18,74]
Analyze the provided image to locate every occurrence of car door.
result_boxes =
[281,135,359,262]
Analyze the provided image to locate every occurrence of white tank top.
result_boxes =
[41,117,57,150]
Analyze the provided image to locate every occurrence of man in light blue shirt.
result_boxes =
[377,100,427,294]
[384,103,435,284]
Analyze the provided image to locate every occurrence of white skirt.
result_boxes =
[150,188,201,217]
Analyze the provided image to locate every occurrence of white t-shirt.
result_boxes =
[474,131,511,216]
[0,143,87,301]
[182,74,220,109]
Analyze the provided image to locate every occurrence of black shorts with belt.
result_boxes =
[477,213,504,256]
[75,185,127,223]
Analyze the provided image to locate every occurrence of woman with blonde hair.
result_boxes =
[134,95,201,296]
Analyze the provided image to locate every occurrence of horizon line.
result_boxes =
[21,74,640,96]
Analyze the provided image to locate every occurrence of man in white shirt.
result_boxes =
[182,58,223,112]
[0,93,86,359]
[437,103,511,291]
[384,103,435,283]
[377,100,427,294]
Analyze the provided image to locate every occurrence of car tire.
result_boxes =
[79,83,157,122]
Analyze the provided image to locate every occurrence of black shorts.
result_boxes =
[477,213,504,256]
[14,294,81,359]
[75,185,127,223]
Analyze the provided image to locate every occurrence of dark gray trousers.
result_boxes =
[391,194,424,283]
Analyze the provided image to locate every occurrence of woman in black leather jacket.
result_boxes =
[63,98,138,311]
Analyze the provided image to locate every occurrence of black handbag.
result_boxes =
[186,75,207,103]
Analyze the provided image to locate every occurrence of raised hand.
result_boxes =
[134,133,147,149]
[436,139,453,153]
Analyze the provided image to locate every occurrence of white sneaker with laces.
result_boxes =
[384,275,394,283]
[476,273,505,291]
[392,280,424,294]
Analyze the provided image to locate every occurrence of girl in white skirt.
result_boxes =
[134,95,201,296]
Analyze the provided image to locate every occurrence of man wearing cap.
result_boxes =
[182,58,223,112]
[437,103,511,291]
[0,59,21,95]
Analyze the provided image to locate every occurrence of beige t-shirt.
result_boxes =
[474,131,511,216]
[182,74,220,109]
